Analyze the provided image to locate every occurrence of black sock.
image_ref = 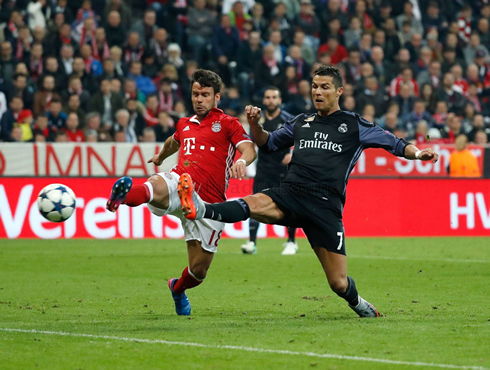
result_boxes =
[287,227,296,243]
[203,199,250,222]
[336,276,359,306]
[249,218,259,244]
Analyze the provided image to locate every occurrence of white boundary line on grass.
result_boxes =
[1,328,487,369]
[349,255,490,264]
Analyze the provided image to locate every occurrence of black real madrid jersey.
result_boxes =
[261,110,410,200]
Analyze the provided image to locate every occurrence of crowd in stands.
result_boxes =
[0,0,489,147]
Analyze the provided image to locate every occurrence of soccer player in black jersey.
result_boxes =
[241,87,298,256]
[177,65,439,318]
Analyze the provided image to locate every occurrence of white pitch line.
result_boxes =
[349,255,490,264]
[1,328,487,370]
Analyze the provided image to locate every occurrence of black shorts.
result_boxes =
[253,173,286,194]
[261,183,346,255]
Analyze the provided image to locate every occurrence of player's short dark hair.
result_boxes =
[190,69,222,94]
[313,65,344,88]
[263,86,281,97]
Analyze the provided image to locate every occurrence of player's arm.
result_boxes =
[246,105,269,146]
[246,105,295,152]
[229,142,257,180]
[147,135,181,166]
[358,117,439,162]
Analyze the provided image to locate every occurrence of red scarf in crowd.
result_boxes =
[144,107,159,127]
[80,26,95,46]
[30,58,43,81]
[16,38,24,60]
[125,45,144,63]
[83,56,93,73]
[7,21,18,37]
[158,91,173,112]
[93,40,110,61]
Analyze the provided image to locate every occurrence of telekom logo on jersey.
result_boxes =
[182,137,217,155]
[183,138,196,155]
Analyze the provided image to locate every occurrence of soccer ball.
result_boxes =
[37,184,76,222]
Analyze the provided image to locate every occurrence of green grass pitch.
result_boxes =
[0,237,489,369]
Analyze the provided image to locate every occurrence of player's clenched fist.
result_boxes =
[418,148,439,163]
[246,105,262,126]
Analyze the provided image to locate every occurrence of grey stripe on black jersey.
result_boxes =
[261,110,411,202]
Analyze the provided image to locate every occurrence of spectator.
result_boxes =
[449,134,481,177]
[285,79,315,116]
[130,9,157,47]
[390,67,419,98]
[11,74,35,110]
[355,76,386,118]
[186,0,216,65]
[317,36,347,66]
[343,17,362,49]
[417,60,441,90]
[110,46,126,77]
[59,45,75,77]
[396,1,423,36]
[463,33,489,66]
[406,99,433,138]
[88,79,124,128]
[457,5,473,44]
[105,11,126,47]
[423,1,448,35]
[123,78,145,103]
[343,47,362,85]
[236,31,263,100]
[114,108,137,142]
[124,32,145,64]
[147,28,169,68]
[143,94,160,127]
[0,96,24,142]
[393,83,416,121]
[64,112,84,142]
[55,130,69,142]
[85,128,98,142]
[294,0,320,52]
[477,18,490,49]
[33,75,61,117]
[436,72,466,116]
[47,98,67,130]
[420,83,437,114]
[250,3,267,37]
[254,44,284,93]
[153,111,176,142]
[104,0,132,31]
[126,98,146,137]
[292,31,314,66]
[466,114,487,142]
[473,129,489,144]
[32,114,56,142]
[140,126,157,142]
[127,61,156,96]
[63,94,86,127]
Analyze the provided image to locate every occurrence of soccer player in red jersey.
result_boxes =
[106,69,256,316]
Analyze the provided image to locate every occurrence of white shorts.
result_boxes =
[147,172,225,253]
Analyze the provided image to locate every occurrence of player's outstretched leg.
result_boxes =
[168,277,192,316]
[106,176,133,212]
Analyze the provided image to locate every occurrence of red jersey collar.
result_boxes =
[189,108,224,125]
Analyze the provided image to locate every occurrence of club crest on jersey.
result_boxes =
[211,121,222,132]
[338,123,348,133]
[304,115,315,122]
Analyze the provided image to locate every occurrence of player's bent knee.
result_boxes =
[328,277,348,294]
[148,175,169,205]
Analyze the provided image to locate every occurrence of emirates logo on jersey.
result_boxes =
[211,121,222,132]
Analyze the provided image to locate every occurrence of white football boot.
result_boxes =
[281,241,299,255]
[349,296,380,317]
[241,241,257,254]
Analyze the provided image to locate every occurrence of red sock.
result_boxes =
[124,184,151,207]
[173,267,203,294]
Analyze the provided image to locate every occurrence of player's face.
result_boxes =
[191,82,220,117]
[311,75,343,114]
[263,90,281,113]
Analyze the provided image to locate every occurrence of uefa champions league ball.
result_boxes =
[37,184,76,222]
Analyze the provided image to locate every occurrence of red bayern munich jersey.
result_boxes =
[172,108,252,203]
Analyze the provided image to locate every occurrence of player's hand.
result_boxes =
[229,160,247,180]
[418,148,439,163]
[282,153,292,165]
[147,154,163,166]
[246,105,262,126]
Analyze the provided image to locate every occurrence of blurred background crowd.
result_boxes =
[0,0,489,147]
